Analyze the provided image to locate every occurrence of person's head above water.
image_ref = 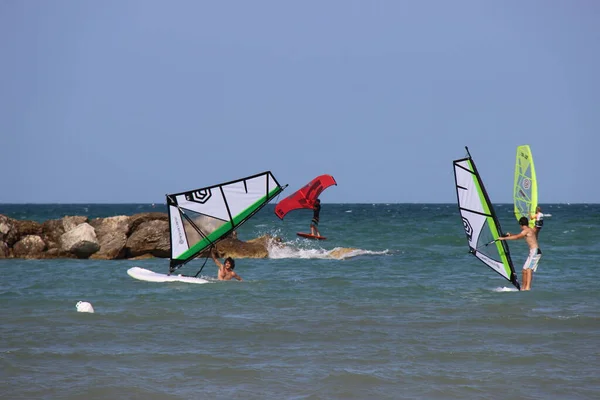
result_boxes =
[224,257,235,270]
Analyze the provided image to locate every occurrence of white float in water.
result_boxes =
[76,301,95,313]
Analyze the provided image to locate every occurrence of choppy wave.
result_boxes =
[492,286,519,293]
[2,203,600,399]
[266,238,388,260]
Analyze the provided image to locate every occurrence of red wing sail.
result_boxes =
[275,174,337,220]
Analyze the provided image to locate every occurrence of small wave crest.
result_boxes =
[492,286,519,293]
[267,239,388,260]
[251,231,389,260]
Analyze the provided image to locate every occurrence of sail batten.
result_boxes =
[453,148,520,290]
[167,171,284,274]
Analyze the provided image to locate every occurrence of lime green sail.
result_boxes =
[514,145,538,228]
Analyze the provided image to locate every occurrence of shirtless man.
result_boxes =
[211,248,242,281]
[497,216,541,291]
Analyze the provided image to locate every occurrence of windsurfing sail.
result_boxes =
[453,147,520,290]
[167,171,285,274]
[274,174,337,220]
[514,145,538,228]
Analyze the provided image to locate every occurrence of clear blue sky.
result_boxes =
[2,1,598,204]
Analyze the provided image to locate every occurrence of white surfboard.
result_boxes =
[127,267,211,284]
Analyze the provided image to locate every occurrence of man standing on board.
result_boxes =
[310,199,321,237]
[497,216,541,291]
[211,248,242,281]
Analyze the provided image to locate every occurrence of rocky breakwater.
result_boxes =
[0,212,275,260]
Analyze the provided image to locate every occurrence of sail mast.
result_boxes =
[167,171,285,274]
[453,147,520,290]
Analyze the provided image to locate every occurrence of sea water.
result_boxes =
[1,203,599,399]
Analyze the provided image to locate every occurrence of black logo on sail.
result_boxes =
[186,189,212,204]
[462,217,473,241]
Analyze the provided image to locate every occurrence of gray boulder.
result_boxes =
[89,216,130,259]
[60,223,100,258]
[125,220,170,258]
[13,235,47,258]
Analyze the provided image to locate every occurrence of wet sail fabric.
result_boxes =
[514,145,537,228]
[167,171,284,273]
[453,148,520,290]
[274,174,337,220]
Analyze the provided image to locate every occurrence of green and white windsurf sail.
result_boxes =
[514,145,537,228]
[167,171,285,274]
[453,147,520,290]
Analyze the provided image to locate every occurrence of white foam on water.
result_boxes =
[267,238,388,260]
[492,286,519,293]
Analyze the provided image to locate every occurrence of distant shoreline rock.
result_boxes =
[0,212,276,260]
